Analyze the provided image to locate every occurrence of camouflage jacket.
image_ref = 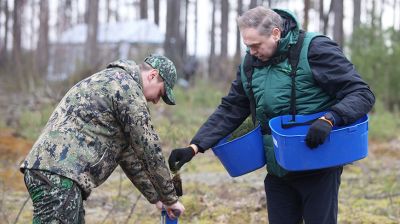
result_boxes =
[20,59,178,205]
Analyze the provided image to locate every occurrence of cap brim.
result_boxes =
[162,85,176,105]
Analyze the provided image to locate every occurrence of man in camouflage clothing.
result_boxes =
[20,55,185,223]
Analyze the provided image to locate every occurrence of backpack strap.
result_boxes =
[281,30,318,129]
[243,54,257,124]
[288,30,305,122]
[243,54,271,135]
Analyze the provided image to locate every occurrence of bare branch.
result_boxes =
[13,195,30,224]
[123,194,142,224]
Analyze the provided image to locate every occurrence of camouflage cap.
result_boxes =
[144,55,177,105]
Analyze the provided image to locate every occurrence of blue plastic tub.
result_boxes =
[269,112,369,171]
[212,125,266,177]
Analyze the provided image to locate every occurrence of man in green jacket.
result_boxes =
[169,7,374,224]
[21,55,184,223]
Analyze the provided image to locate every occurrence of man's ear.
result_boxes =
[148,69,157,81]
[272,27,281,41]
[151,70,163,82]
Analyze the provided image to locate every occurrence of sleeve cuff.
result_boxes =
[329,111,343,126]
[189,142,206,153]
[161,195,179,206]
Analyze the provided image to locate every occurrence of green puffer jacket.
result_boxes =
[240,9,337,177]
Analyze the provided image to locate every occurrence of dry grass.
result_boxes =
[1,82,399,223]
[1,138,399,224]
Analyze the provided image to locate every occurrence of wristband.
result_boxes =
[189,144,198,155]
[319,116,333,127]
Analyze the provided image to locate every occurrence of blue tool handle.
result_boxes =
[161,208,178,224]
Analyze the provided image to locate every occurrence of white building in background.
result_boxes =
[48,19,164,81]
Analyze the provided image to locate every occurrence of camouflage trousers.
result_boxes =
[23,169,85,224]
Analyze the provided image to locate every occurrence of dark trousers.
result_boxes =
[264,166,343,224]
[24,169,85,224]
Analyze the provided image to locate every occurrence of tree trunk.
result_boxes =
[85,0,99,66]
[37,0,49,76]
[371,0,376,28]
[0,0,7,61]
[154,0,159,25]
[84,0,89,24]
[106,0,111,23]
[323,0,334,35]
[30,0,35,49]
[353,0,361,31]
[115,0,120,22]
[140,0,148,19]
[394,0,400,31]
[194,0,198,55]
[4,0,9,59]
[303,0,310,30]
[59,0,73,35]
[12,0,23,65]
[0,0,2,38]
[249,0,257,9]
[183,0,189,58]
[235,0,243,64]
[220,0,229,58]
[398,0,400,31]
[333,0,344,48]
[56,0,64,36]
[208,0,216,77]
[393,0,397,29]
[12,0,25,89]
[319,0,324,32]
[379,0,385,28]
[164,0,182,73]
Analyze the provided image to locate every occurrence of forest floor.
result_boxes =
[0,129,399,224]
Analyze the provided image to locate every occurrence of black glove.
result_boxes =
[168,147,195,172]
[305,118,333,149]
